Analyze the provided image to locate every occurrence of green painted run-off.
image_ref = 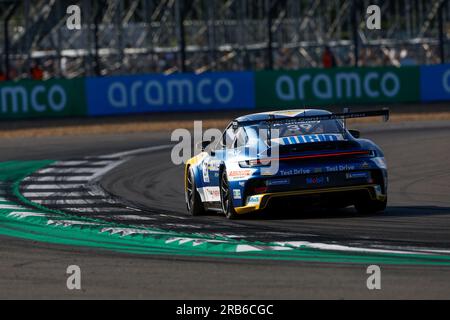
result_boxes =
[0,160,450,265]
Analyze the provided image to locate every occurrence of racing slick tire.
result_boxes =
[354,198,387,214]
[219,168,238,219]
[185,167,205,216]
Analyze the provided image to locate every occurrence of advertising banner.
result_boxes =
[0,78,86,119]
[86,72,255,116]
[420,64,450,102]
[255,67,420,108]
[2,65,441,121]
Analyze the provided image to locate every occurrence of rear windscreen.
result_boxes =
[271,119,343,137]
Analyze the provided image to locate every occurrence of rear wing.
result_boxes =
[233,108,389,129]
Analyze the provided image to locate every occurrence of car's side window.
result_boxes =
[215,124,234,150]
[216,124,248,150]
[235,127,248,149]
[224,127,236,149]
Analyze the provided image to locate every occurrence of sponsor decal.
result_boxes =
[306,176,330,185]
[361,161,371,169]
[346,171,370,179]
[325,164,357,172]
[228,169,253,180]
[255,67,420,108]
[261,170,273,176]
[0,79,87,119]
[246,195,262,205]
[280,168,312,175]
[200,187,221,202]
[87,72,255,115]
[202,161,210,183]
[207,160,221,171]
[280,162,370,176]
[420,64,450,102]
[267,178,290,186]
[268,110,305,116]
[233,189,242,199]
[277,133,344,145]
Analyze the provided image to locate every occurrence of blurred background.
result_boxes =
[0,0,449,80]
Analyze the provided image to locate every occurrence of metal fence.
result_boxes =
[1,0,449,79]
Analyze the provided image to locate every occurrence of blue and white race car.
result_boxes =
[185,109,388,219]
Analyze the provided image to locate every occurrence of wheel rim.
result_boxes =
[221,170,230,214]
[186,172,194,210]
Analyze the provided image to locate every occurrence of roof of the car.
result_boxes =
[235,109,332,123]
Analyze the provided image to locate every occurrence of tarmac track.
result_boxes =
[1,121,450,299]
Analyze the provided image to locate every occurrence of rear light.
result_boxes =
[239,159,271,168]
[373,156,387,169]
[253,186,268,194]
[240,150,375,167]
[271,150,375,162]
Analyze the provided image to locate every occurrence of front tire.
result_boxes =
[185,168,204,216]
[220,168,238,219]
[354,198,387,214]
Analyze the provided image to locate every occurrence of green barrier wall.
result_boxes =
[255,66,420,108]
[0,78,87,119]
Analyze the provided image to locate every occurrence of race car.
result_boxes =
[184,108,388,219]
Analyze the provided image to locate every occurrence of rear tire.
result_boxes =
[185,168,204,216]
[220,168,238,219]
[354,198,387,214]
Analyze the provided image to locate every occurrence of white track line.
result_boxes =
[26,176,93,182]
[22,184,84,189]
[22,192,58,197]
[88,159,127,182]
[22,144,174,218]
[274,241,419,255]
[88,145,172,183]
[32,199,115,205]
[82,160,116,166]
[56,207,133,213]
[104,144,172,159]
[8,211,49,218]
[38,168,100,174]
[114,215,156,221]
[0,204,28,210]
[50,161,87,166]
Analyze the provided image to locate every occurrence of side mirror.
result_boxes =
[349,129,360,138]
[196,140,211,152]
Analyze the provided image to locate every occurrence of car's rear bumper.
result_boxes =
[234,184,386,214]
